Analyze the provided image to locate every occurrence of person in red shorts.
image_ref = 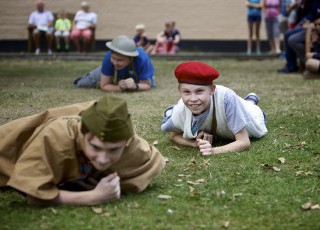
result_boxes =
[70,1,97,52]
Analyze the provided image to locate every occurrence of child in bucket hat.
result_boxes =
[161,61,268,155]
[0,95,166,205]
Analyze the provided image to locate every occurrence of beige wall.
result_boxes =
[0,0,265,40]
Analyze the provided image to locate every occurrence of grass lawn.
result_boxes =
[0,58,319,229]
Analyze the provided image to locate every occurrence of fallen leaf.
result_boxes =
[100,212,111,217]
[261,163,273,168]
[297,141,307,146]
[157,194,172,200]
[232,193,243,200]
[187,178,205,185]
[134,202,140,208]
[50,208,57,214]
[261,164,281,172]
[284,143,291,149]
[295,171,304,175]
[311,204,320,210]
[189,186,195,193]
[278,157,286,164]
[202,159,211,167]
[173,184,183,187]
[301,202,312,210]
[172,146,181,151]
[272,166,281,172]
[92,207,104,214]
[222,221,230,228]
[153,140,159,145]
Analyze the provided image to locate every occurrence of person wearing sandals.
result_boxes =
[0,95,166,205]
[161,61,268,156]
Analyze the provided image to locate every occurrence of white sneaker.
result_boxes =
[244,93,260,105]
[48,49,52,55]
[35,48,40,55]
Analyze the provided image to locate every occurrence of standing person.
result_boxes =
[27,0,54,55]
[153,21,181,55]
[0,95,166,205]
[161,62,268,155]
[245,0,263,55]
[133,24,154,54]
[54,9,72,52]
[73,35,155,91]
[70,1,97,52]
[263,0,282,54]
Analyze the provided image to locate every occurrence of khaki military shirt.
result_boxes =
[0,102,166,200]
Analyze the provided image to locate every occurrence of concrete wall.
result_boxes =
[0,0,266,41]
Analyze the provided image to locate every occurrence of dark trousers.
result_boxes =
[284,27,306,71]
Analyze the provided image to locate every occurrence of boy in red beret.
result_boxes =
[161,61,268,155]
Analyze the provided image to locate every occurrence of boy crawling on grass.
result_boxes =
[0,95,165,205]
[161,61,268,155]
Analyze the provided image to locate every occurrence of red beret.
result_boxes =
[174,61,219,85]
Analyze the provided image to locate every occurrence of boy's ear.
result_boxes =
[211,85,216,94]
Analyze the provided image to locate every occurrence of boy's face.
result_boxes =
[83,133,126,171]
[179,83,215,115]
[111,52,131,70]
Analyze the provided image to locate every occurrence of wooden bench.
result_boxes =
[27,12,96,52]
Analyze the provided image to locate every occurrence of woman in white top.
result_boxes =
[70,1,97,52]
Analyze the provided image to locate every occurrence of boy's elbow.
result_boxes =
[242,139,251,151]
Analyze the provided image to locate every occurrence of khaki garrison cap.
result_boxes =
[81,95,134,142]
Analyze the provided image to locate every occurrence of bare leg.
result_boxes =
[83,37,91,53]
[255,21,261,53]
[247,22,253,54]
[33,31,40,49]
[73,38,80,52]
[55,36,61,50]
[46,33,52,50]
[274,36,281,53]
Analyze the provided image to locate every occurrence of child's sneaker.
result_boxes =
[244,93,260,105]
[35,48,40,55]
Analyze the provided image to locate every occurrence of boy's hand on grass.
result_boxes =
[124,78,137,90]
[197,139,214,156]
[93,172,120,204]
[196,131,213,144]
[203,132,213,144]
[118,80,127,91]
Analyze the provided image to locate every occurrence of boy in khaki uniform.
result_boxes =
[0,95,166,205]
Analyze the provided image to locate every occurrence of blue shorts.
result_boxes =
[248,15,261,22]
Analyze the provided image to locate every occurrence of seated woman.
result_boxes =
[0,95,166,205]
[304,17,320,79]
[153,21,181,55]
[70,1,97,52]
[133,24,154,54]
[161,61,268,156]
